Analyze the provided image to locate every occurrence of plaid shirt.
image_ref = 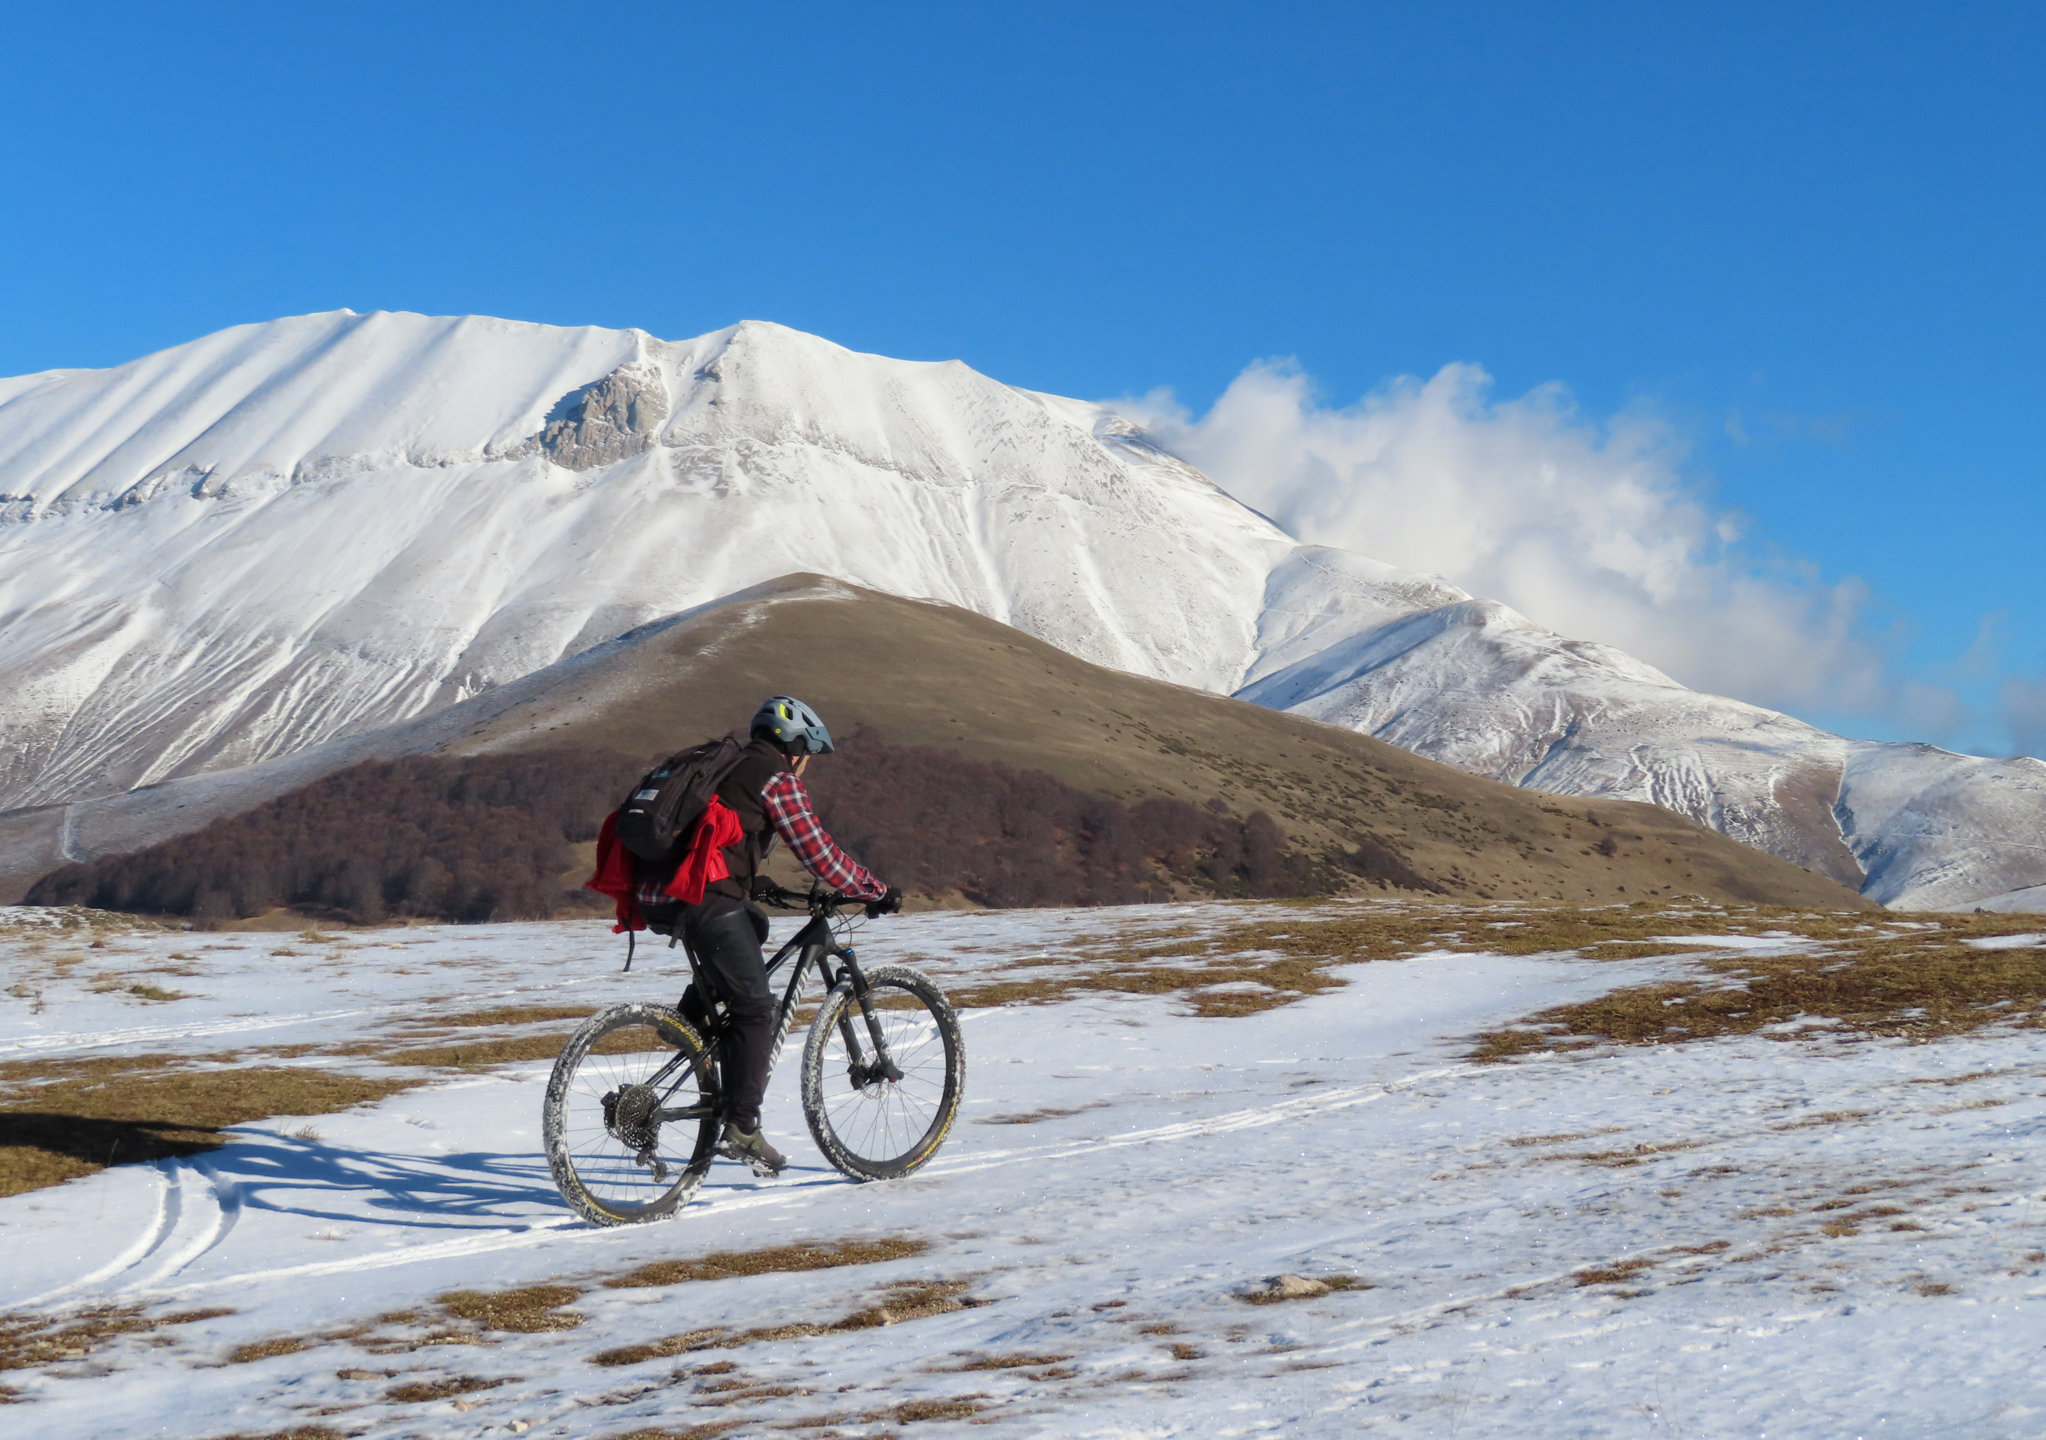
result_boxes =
[762,770,888,900]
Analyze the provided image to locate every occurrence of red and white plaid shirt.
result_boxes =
[762,771,888,900]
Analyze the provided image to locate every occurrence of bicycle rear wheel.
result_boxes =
[543,1002,718,1225]
[800,965,964,1181]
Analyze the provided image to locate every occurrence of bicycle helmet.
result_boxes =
[751,695,835,755]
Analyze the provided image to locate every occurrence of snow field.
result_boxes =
[1,904,2043,1437]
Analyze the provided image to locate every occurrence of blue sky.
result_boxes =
[3,2,2040,752]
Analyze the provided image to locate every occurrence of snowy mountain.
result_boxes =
[1,310,2040,910]
[1236,584,2046,910]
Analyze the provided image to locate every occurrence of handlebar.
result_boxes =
[751,880,883,916]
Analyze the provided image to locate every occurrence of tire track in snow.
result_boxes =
[124,1159,241,1293]
[19,1160,183,1307]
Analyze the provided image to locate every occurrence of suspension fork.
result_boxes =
[833,948,904,1084]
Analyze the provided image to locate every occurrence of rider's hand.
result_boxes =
[865,886,903,919]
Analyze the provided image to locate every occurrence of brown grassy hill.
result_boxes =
[417,574,1867,909]
[14,575,1873,915]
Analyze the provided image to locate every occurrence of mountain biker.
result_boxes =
[643,696,901,1176]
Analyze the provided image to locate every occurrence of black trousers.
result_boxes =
[679,900,774,1132]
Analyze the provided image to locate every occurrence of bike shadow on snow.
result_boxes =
[197,1127,847,1232]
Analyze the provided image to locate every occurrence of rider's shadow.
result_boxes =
[202,1128,851,1233]
[203,1127,562,1231]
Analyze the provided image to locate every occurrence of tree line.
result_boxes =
[27,731,1427,924]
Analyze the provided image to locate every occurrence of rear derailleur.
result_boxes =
[601,1085,668,1182]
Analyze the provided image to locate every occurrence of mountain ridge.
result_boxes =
[1,310,2039,910]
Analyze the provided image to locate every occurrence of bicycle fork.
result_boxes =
[832,949,905,1088]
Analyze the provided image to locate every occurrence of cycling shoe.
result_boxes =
[719,1122,789,1177]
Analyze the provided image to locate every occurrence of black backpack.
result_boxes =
[614,736,749,864]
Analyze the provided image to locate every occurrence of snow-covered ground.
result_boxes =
[3,904,2044,1437]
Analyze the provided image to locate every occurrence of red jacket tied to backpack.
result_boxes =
[587,795,744,931]
[587,736,885,933]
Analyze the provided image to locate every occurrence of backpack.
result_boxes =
[613,736,749,864]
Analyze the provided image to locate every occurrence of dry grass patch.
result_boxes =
[0,1059,415,1198]
[201,1428,347,1440]
[688,1381,801,1407]
[1505,1128,1623,1148]
[434,1284,585,1333]
[1553,1141,1705,1168]
[109,982,191,1002]
[1471,918,2046,1061]
[941,1351,1076,1371]
[380,1036,571,1068]
[1907,1069,2006,1087]
[757,1396,995,1433]
[385,1373,511,1403]
[590,1279,981,1367]
[952,901,1893,1020]
[0,1305,233,1373]
[1202,904,1743,967]
[950,950,1351,1017]
[1772,1110,1876,1131]
[603,1236,927,1290]
[415,1005,593,1029]
[1574,1258,1659,1287]
[887,1395,993,1422]
[249,1286,585,1360]
[226,1335,320,1365]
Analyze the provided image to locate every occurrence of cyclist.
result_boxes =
[643,696,901,1176]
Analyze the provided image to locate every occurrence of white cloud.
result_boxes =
[2003,677,2046,759]
[1118,358,1921,724]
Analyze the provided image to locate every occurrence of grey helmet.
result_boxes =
[751,695,834,755]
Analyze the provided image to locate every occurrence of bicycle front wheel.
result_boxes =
[543,1002,718,1225]
[800,965,964,1181]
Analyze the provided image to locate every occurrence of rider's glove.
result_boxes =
[865,885,903,919]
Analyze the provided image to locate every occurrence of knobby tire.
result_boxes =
[543,1002,718,1226]
[799,965,964,1181]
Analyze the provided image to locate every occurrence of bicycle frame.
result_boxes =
[646,905,901,1125]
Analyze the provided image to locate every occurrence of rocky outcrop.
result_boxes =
[529,361,669,470]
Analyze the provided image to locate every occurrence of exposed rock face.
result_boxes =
[531,361,669,470]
